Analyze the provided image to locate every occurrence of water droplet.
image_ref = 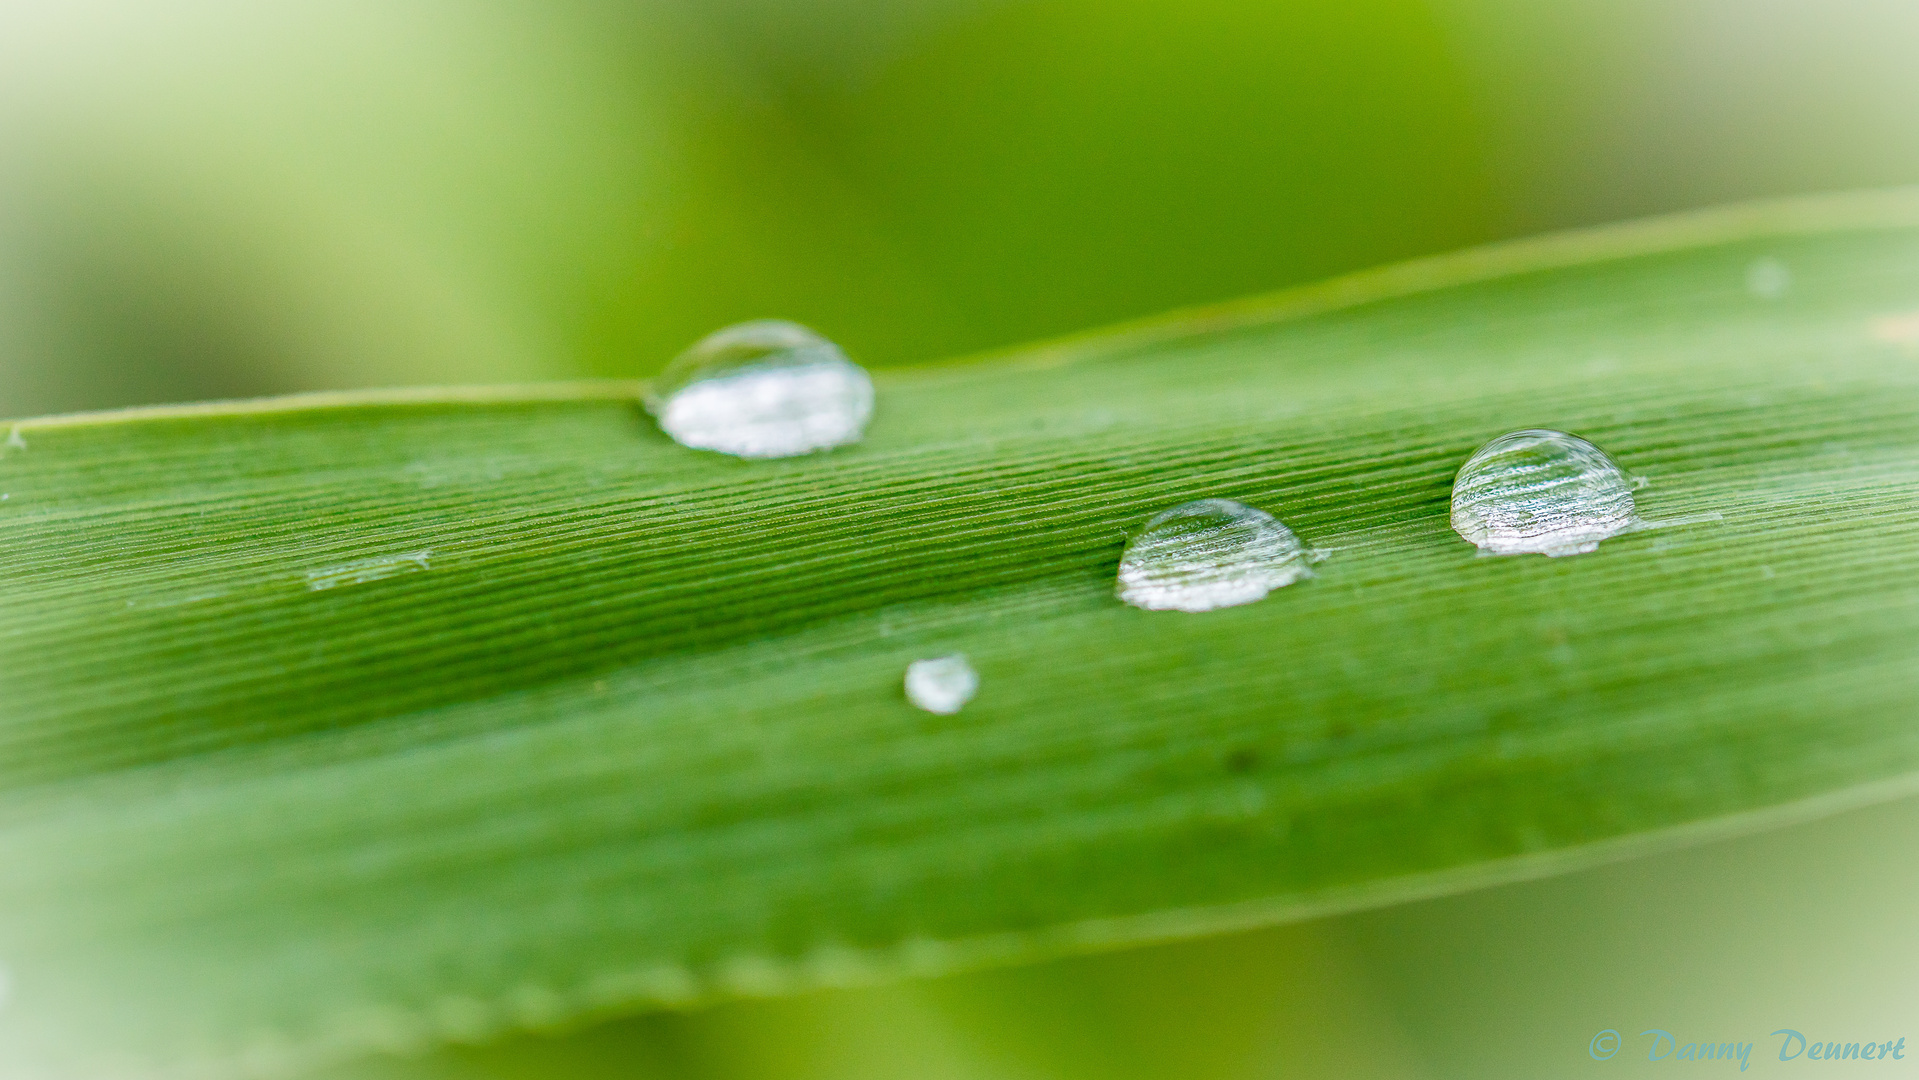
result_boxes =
[645,320,874,459]
[306,550,433,591]
[1746,257,1791,300]
[905,654,978,715]
[1450,430,1638,556]
[1116,499,1313,612]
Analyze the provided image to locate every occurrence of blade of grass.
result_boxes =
[7,189,1919,1077]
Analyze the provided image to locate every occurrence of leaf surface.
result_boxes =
[7,190,1919,1077]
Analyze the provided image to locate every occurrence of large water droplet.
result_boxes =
[645,320,874,459]
[905,654,978,715]
[1116,499,1313,612]
[1450,429,1638,556]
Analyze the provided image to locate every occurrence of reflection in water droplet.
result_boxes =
[905,654,978,715]
[1116,499,1313,612]
[1450,430,1638,557]
[1746,257,1791,300]
[645,320,874,459]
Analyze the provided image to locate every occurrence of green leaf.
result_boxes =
[8,189,1919,1077]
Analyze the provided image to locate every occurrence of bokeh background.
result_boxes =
[8,0,1919,415]
[5,0,1918,1076]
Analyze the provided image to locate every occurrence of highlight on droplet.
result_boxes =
[645,320,874,459]
[1116,498,1314,612]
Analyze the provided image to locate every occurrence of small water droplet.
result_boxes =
[305,550,433,591]
[1116,499,1313,612]
[1746,257,1791,300]
[1450,430,1638,556]
[645,320,874,459]
[905,654,977,715]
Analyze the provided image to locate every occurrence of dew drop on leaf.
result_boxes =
[644,320,874,459]
[905,655,978,715]
[1116,499,1314,612]
[1450,429,1639,557]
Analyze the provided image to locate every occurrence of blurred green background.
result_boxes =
[7,0,1919,415]
[5,1,1918,1076]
